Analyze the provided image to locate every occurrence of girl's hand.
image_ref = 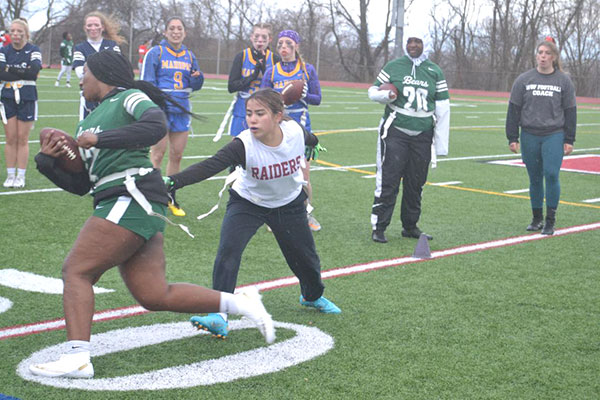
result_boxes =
[77,130,98,149]
[40,132,68,158]
[509,142,520,153]
[564,143,573,155]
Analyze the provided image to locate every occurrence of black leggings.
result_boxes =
[211,189,325,301]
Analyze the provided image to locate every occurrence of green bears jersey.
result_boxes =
[76,89,158,194]
[60,40,74,65]
[375,56,449,133]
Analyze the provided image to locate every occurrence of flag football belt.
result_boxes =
[0,101,6,124]
[97,168,194,238]
[387,102,434,123]
[197,167,240,221]
[94,167,154,188]
[4,80,36,104]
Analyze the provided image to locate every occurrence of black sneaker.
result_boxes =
[371,230,387,243]
[402,227,433,240]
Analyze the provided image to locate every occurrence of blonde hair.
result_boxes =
[10,18,30,41]
[84,11,126,45]
[537,40,562,72]
[252,23,273,37]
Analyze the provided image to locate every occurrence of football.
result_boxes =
[379,82,398,99]
[281,79,305,105]
[39,127,85,173]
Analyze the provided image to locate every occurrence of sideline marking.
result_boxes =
[18,320,334,390]
[2,221,599,341]
[0,269,114,294]
[504,188,529,194]
[430,181,462,186]
[583,198,600,203]
[315,159,600,210]
[0,188,63,196]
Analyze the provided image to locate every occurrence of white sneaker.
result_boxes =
[13,176,25,188]
[66,82,71,88]
[237,287,275,344]
[54,81,59,87]
[3,175,15,188]
[307,214,321,231]
[29,352,94,378]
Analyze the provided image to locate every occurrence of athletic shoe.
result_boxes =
[237,287,275,344]
[12,176,25,188]
[66,82,71,88]
[299,295,341,314]
[168,201,186,217]
[54,81,59,87]
[190,313,229,339]
[3,176,15,188]
[29,352,94,378]
[372,230,387,243]
[307,213,321,231]
[402,227,433,240]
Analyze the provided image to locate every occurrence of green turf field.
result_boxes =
[0,70,599,399]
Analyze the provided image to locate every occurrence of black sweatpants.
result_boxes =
[212,189,325,301]
[371,125,433,232]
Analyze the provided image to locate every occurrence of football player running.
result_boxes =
[30,51,274,379]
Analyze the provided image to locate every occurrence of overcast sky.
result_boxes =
[26,0,436,41]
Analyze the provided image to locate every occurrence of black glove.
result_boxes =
[305,144,327,161]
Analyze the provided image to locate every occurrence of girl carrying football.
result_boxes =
[30,51,273,379]
[260,30,323,231]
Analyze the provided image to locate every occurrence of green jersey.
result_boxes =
[76,89,158,194]
[375,56,449,133]
[60,39,74,66]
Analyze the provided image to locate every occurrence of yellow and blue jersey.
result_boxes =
[141,40,203,114]
[232,47,276,118]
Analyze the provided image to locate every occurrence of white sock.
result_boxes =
[6,168,15,177]
[17,168,26,178]
[66,340,90,354]
[218,292,240,318]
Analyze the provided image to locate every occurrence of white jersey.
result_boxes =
[232,120,306,208]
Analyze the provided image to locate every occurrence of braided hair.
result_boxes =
[86,50,201,119]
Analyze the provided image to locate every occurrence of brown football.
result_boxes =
[379,82,399,98]
[281,79,305,105]
[39,127,85,173]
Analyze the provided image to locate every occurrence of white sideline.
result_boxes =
[2,221,599,341]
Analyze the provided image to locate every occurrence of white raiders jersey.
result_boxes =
[232,120,307,208]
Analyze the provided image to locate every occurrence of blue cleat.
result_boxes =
[190,313,228,339]
[299,295,341,314]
